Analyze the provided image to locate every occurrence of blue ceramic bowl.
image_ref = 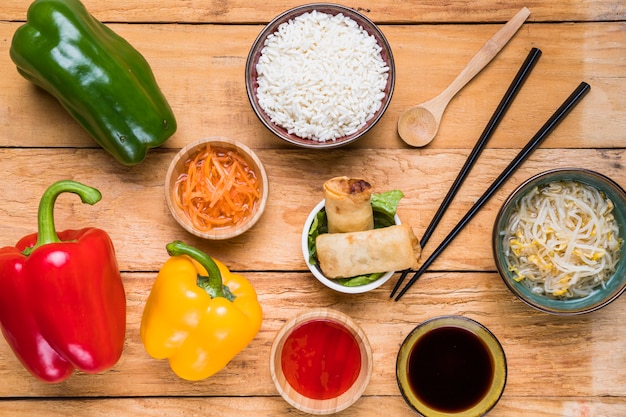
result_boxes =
[492,168,626,315]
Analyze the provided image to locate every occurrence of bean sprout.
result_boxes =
[501,180,622,298]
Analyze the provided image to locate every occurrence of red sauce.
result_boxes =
[281,319,361,400]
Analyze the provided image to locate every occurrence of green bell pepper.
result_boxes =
[10,0,177,166]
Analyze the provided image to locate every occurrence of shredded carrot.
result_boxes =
[174,144,261,232]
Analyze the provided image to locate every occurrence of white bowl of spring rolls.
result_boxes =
[302,177,421,294]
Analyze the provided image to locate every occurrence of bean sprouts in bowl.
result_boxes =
[245,3,395,148]
[493,168,626,315]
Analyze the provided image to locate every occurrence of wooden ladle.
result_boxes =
[398,7,531,147]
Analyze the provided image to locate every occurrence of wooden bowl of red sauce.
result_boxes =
[165,137,269,240]
[270,308,373,414]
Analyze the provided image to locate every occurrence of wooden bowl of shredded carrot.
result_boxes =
[165,137,269,240]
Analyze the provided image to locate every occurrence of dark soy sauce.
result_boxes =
[407,326,494,413]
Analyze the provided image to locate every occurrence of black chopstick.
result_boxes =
[420,47,542,249]
[390,47,542,298]
[393,81,591,301]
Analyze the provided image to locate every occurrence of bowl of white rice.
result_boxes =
[246,3,395,148]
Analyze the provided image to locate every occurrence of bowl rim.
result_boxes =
[301,199,401,293]
[269,308,373,414]
[396,315,507,417]
[245,2,396,148]
[164,136,269,240]
[492,167,626,315]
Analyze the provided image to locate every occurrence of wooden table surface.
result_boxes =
[1,1,625,416]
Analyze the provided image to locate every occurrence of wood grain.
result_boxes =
[0,1,624,416]
[2,1,625,23]
[0,148,622,272]
[0,397,623,417]
[1,22,625,151]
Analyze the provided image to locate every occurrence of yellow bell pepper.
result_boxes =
[140,240,263,381]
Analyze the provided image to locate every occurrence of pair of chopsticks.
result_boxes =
[390,47,591,301]
[390,47,543,298]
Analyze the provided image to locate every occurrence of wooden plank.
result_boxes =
[0,22,624,151]
[2,1,625,24]
[0,396,624,417]
[0,148,622,272]
[0,272,623,399]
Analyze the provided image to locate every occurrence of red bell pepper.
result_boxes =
[0,180,126,383]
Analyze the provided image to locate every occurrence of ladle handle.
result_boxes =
[437,7,531,106]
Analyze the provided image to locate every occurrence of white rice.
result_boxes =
[255,10,390,142]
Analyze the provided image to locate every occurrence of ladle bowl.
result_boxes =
[397,97,445,147]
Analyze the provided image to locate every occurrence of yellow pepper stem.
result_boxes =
[165,240,235,301]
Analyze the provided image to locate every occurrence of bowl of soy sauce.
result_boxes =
[396,316,507,417]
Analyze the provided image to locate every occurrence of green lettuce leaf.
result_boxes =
[372,189,404,228]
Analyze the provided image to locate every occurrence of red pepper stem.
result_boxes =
[165,240,229,299]
[26,180,102,255]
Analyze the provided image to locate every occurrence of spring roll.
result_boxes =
[316,224,421,278]
[324,176,374,233]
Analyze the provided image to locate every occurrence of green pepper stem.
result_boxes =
[166,240,233,300]
[24,180,102,255]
